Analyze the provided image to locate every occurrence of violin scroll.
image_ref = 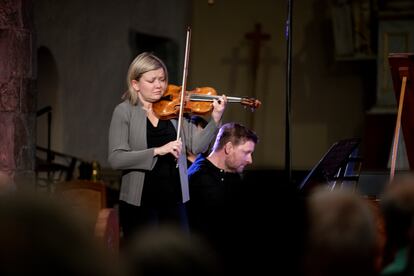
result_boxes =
[241,97,261,111]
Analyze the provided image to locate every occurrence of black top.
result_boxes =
[187,154,244,249]
[141,119,181,207]
[188,154,243,209]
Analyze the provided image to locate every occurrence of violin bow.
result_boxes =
[176,27,191,141]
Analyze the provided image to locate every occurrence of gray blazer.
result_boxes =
[108,100,219,206]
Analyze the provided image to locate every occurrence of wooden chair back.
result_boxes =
[55,179,119,253]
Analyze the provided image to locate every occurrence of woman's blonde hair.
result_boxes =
[123,52,168,105]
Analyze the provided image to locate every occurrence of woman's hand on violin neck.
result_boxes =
[154,139,182,159]
[211,95,228,124]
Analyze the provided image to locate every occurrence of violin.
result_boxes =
[152,84,261,120]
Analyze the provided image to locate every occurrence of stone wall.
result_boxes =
[0,0,36,189]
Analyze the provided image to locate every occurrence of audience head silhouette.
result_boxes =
[0,192,123,276]
[380,174,414,274]
[304,188,378,276]
[123,224,221,276]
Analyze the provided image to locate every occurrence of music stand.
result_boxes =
[299,138,361,194]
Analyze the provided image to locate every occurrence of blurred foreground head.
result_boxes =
[380,174,414,266]
[0,192,123,276]
[123,224,221,276]
[305,188,378,276]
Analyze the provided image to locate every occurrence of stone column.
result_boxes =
[0,0,36,190]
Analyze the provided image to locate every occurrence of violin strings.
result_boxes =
[189,94,241,102]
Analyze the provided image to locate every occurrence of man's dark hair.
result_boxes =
[212,122,258,152]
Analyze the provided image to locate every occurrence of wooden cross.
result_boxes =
[245,23,271,79]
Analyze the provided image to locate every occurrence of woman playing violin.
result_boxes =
[108,52,227,239]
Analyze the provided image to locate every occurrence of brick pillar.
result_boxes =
[0,0,36,190]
